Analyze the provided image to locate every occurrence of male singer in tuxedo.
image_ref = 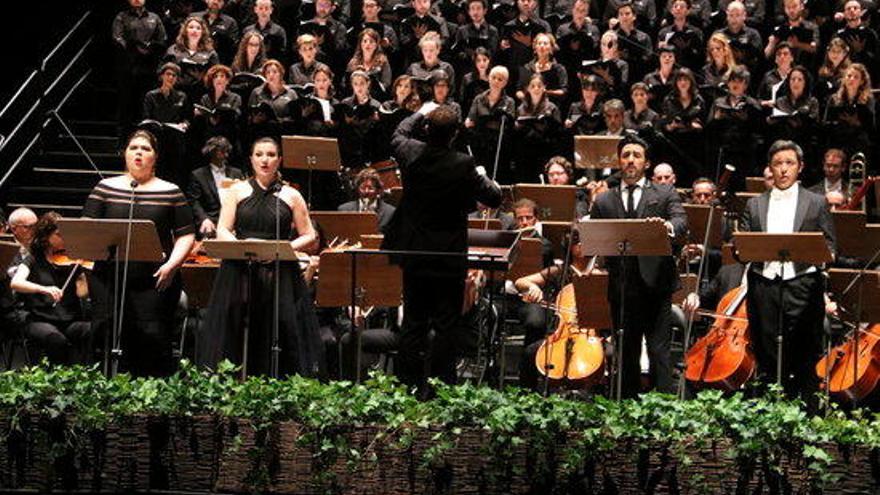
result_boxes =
[186,137,244,238]
[589,134,688,398]
[741,140,836,402]
[383,103,502,395]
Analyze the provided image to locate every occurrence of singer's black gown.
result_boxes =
[197,178,324,378]
[82,179,195,377]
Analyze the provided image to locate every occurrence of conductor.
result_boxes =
[383,103,502,395]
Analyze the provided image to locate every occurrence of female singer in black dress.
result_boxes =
[198,137,324,378]
[82,130,195,376]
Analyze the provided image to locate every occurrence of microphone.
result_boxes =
[130,180,139,189]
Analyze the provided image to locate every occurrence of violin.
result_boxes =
[185,241,219,265]
[815,324,880,401]
[534,282,605,386]
[684,285,755,390]
[47,252,94,270]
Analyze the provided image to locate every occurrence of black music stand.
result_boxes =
[203,239,306,379]
[58,218,163,377]
[732,232,833,385]
[282,135,341,208]
[316,249,402,382]
[576,219,671,400]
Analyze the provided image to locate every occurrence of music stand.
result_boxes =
[732,232,833,385]
[0,241,21,269]
[513,184,577,221]
[541,221,572,260]
[58,218,163,377]
[317,249,402,382]
[576,219,671,400]
[311,211,379,245]
[573,135,621,176]
[281,135,341,207]
[684,204,724,248]
[833,211,870,259]
[506,237,543,282]
[745,177,768,193]
[203,239,306,379]
[468,218,503,230]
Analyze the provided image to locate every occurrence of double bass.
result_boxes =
[684,285,755,390]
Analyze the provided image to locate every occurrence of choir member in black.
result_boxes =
[300,0,349,71]
[338,70,382,168]
[242,0,288,62]
[603,0,658,31]
[452,0,501,67]
[589,30,630,97]
[458,47,492,116]
[589,134,688,398]
[823,63,876,162]
[565,74,606,135]
[376,75,421,161]
[613,2,653,83]
[195,64,243,147]
[659,68,705,181]
[717,0,766,28]
[198,137,324,378]
[741,140,836,406]
[701,32,738,89]
[707,66,762,182]
[816,38,851,106]
[407,32,457,99]
[500,0,551,75]
[399,0,451,66]
[517,33,569,107]
[338,168,397,230]
[289,35,331,87]
[836,0,878,76]
[231,31,266,76]
[112,0,168,135]
[350,0,400,61]
[300,66,341,137]
[625,82,659,131]
[767,66,819,167]
[764,0,817,68]
[193,0,240,64]
[141,62,191,187]
[164,16,220,103]
[430,71,463,121]
[82,130,196,377]
[346,28,394,100]
[545,156,590,218]
[715,2,763,76]
[384,104,502,394]
[464,66,516,182]
[657,0,704,71]
[555,0,601,81]
[9,212,92,365]
[515,74,563,182]
[643,45,677,111]
[247,59,299,143]
[757,42,793,110]
[187,136,246,239]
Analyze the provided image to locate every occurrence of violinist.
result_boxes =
[186,136,245,239]
[6,208,38,273]
[10,212,93,366]
[741,140,836,403]
[512,199,555,268]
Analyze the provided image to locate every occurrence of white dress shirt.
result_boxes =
[823,178,843,194]
[762,183,799,280]
[620,177,646,212]
[210,164,226,190]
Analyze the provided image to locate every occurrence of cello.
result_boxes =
[815,324,880,401]
[684,284,756,390]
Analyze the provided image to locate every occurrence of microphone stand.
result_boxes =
[270,179,283,379]
[110,179,139,377]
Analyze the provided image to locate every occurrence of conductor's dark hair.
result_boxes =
[616,133,649,157]
[202,136,233,159]
[767,139,804,165]
[425,105,459,146]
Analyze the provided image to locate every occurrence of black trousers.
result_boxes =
[397,271,464,391]
[610,278,674,399]
[746,271,824,401]
[26,320,92,366]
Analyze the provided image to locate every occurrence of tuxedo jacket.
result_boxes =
[338,199,396,231]
[589,180,688,296]
[186,165,245,224]
[740,187,837,275]
[383,112,502,277]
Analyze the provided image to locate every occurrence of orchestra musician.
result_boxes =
[186,136,245,239]
[338,168,396,231]
[197,137,324,378]
[383,104,502,396]
[589,133,687,398]
[740,139,836,403]
[9,212,93,366]
[82,130,196,377]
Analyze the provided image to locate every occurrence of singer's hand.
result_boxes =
[42,286,63,303]
[153,263,177,290]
